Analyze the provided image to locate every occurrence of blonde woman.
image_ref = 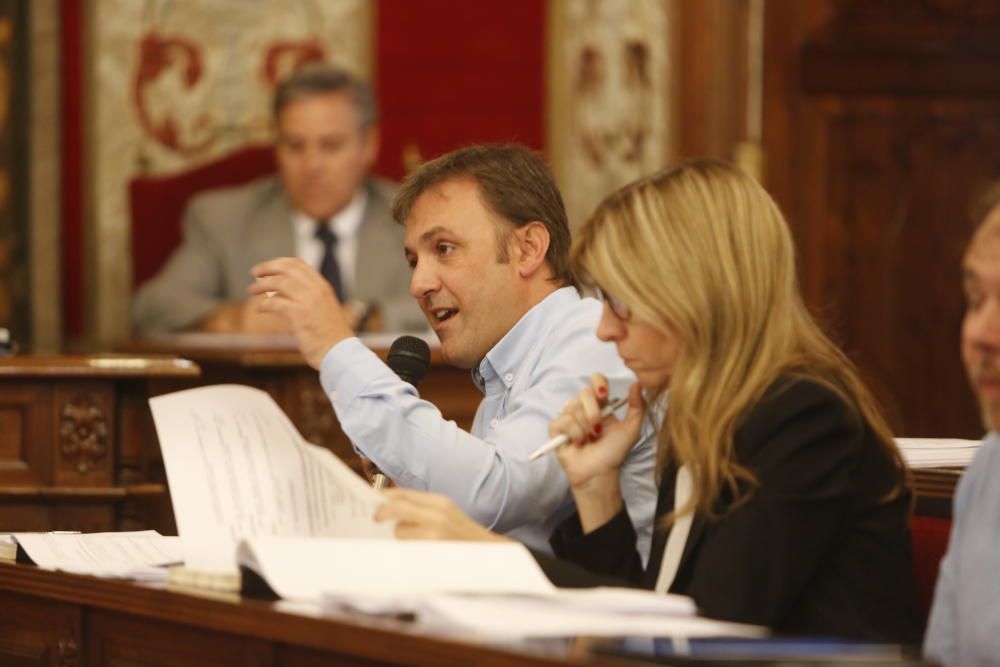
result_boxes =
[377,159,920,641]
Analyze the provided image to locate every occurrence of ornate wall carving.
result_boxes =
[549,0,671,226]
[59,394,109,474]
[88,0,371,344]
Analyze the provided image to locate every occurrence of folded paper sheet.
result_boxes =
[237,537,556,601]
[150,384,392,574]
[11,531,182,581]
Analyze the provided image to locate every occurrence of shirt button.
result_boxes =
[504,373,513,383]
[490,418,500,428]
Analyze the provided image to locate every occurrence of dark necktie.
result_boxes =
[314,222,345,301]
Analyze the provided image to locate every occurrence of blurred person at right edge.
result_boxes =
[377,159,922,643]
[925,181,1000,666]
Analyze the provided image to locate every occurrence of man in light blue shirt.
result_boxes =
[925,191,1000,666]
[250,145,656,556]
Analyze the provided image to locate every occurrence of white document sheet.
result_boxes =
[324,585,695,617]
[12,530,182,580]
[896,437,981,468]
[237,537,555,602]
[150,385,392,573]
[416,594,765,638]
[322,586,764,639]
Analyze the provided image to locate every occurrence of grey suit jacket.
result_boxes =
[132,176,425,335]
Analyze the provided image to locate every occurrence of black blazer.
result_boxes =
[544,377,921,642]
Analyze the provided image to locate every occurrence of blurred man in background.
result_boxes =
[132,64,423,336]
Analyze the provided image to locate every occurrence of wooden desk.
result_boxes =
[0,563,599,667]
[0,356,199,533]
[912,468,962,500]
[912,468,964,518]
[128,334,480,472]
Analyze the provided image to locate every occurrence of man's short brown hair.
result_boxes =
[391,144,574,286]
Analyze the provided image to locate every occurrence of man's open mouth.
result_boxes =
[431,308,458,323]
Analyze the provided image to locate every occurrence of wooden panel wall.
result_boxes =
[762,0,1000,437]
[671,0,751,162]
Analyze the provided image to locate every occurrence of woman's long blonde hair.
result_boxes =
[572,159,908,520]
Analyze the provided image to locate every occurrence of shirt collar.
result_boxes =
[475,286,581,390]
[292,188,368,239]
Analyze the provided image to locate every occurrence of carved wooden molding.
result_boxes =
[829,0,1000,41]
[59,395,109,474]
[802,0,1000,96]
[57,638,79,667]
[801,43,1000,96]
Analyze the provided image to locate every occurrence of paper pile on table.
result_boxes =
[896,438,980,469]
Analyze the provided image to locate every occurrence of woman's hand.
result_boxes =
[550,376,645,488]
[374,488,509,542]
[548,376,645,534]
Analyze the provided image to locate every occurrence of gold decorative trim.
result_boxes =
[29,0,62,352]
[0,17,10,134]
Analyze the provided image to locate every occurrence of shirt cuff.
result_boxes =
[319,336,389,401]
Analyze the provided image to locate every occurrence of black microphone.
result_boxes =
[387,335,431,386]
[371,335,432,489]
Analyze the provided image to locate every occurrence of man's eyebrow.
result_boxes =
[419,225,454,243]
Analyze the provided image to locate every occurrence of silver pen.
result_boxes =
[528,396,629,461]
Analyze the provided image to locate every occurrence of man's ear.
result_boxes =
[514,221,551,278]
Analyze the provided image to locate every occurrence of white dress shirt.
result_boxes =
[292,190,368,299]
[925,430,1000,666]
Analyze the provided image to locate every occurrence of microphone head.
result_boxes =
[387,335,431,386]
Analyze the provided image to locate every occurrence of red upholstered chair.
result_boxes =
[129,145,277,287]
[909,514,952,624]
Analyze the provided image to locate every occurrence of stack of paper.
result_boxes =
[896,438,981,469]
[10,530,182,581]
[322,586,764,639]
